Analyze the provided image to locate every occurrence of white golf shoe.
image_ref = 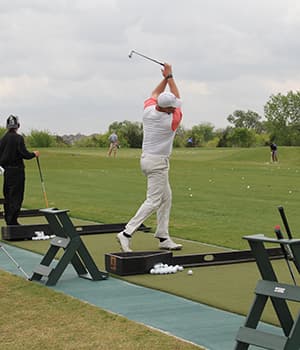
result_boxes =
[159,238,183,250]
[117,232,132,252]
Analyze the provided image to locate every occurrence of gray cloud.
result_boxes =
[1,0,300,134]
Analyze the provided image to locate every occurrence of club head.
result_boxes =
[128,50,134,58]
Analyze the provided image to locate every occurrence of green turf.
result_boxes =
[7,230,300,326]
[1,146,300,325]
[0,271,202,350]
[16,146,300,250]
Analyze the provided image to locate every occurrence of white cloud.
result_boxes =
[0,75,49,102]
[0,0,300,134]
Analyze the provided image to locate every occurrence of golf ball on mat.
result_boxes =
[187,269,193,275]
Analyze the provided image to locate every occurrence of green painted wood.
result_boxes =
[235,234,300,350]
[32,208,108,286]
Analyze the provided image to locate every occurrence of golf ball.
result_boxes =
[187,269,193,275]
[154,263,163,269]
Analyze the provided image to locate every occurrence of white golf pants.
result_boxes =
[125,154,172,239]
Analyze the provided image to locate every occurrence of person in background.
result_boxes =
[0,115,39,225]
[187,137,194,147]
[270,142,278,162]
[107,131,119,157]
[117,62,183,252]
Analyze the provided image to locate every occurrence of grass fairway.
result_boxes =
[19,146,300,250]
[1,147,300,333]
[0,271,202,350]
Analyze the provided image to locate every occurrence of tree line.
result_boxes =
[1,90,300,148]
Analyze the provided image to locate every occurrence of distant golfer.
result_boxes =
[0,115,39,225]
[107,131,119,157]
[270,142,278,162]
[117,62,183,252]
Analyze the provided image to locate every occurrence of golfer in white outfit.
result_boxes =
[117,63,183,252]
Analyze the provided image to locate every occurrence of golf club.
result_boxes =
[128,50,164,66]
[36,157,49,208]
[278,206,293,239]
[0,244,30,279]
[278,205,294,260]
[274,225,297,285]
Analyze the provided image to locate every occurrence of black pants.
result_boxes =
[3,167,25,225]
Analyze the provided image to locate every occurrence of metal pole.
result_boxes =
[0,244,30,279]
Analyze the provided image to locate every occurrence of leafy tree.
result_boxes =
[189,123,215,147]
[54,135,71,147]
[121,120,143,148]
[74,134,105,147]
[215,126,232,147]
[227,128,256,147]
[227,110,264,133]
[26,130,56,147]
[174,125,186,147]
[217,127,232,147]
[217,127,256,147]
[264,91,300,145]
[108,120,143,148]
[108,121,122,134]
[96,134,111,147]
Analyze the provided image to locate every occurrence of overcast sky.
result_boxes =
[1,0,300,135]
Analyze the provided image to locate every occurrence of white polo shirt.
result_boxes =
[142,97,182,157]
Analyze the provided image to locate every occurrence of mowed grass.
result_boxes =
[0,271,202,350]
[1,146,300,347]
[21,146,300,250]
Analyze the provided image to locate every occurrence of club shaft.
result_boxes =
[286,259,297,285]
[41,182,49,208]
[0,245,30,279]
[278,206,293,239]
[274,228,297,285]
[36,158,49,208]
[36,157,44,182]
[131,50,164,66]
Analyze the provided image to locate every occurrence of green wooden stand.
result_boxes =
[235,234,300,350]
[30,208,108,286]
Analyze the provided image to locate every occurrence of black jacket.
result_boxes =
[0,131,35,168]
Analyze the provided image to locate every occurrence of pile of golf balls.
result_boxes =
[149,263,184,275]
[32,231,56,240]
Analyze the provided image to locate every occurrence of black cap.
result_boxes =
[6,115,20,129]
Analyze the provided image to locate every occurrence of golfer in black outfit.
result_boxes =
[0,115,39,225]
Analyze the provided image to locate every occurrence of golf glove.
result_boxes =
[0,166,4,175]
